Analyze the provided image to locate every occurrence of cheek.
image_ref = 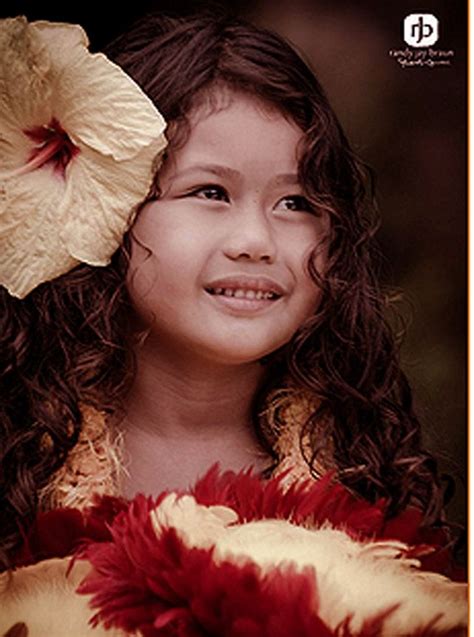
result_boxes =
[126,208,209,313]
[126,211,169,310]
[291,234,327,317]
[125,245,158,320]
[295,223,327,277]
[294,277,322,325]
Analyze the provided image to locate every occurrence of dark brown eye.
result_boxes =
[192,185,229,202]
[277,195,314,213]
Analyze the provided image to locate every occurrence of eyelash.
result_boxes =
[279,195,314,213]
[187,185,314,213]
[189,185,229,201]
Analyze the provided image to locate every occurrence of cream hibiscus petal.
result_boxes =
[59,140,164,264]
[0,170,76,298]
[0,16,52,130]
[31,21,167,161]
[30,20,90,53]
[0,16,167,298]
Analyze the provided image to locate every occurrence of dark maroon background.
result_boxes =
[3,0,467,526]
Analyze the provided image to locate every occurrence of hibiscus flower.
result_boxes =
[0,16,167,298]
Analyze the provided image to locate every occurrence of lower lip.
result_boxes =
[205,291,281,314]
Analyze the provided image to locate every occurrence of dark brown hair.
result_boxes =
[0,12,446,570]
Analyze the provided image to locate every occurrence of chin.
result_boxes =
[205,342,288,366]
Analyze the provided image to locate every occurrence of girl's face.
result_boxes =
[127,90,328,365]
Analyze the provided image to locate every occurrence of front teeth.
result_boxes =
[210,287,277,300]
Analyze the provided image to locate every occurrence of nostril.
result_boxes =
[226,250,275,264]
[222,223,277,264]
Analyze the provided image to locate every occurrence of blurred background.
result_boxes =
[4,1,467,527]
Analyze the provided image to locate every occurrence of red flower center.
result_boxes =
[24,118,80,176]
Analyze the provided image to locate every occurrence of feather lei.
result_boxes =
[14,467,468,636]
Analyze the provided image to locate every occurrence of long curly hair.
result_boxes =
[0,12,446,571]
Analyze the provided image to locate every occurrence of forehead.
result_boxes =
[167,88,304,170]
[191,85,287,120]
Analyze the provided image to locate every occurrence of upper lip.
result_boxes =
[204,275,287,296]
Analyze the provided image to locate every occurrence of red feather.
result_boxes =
[74,468,464,636]
[12,466,464,636]
[15,464,459,580]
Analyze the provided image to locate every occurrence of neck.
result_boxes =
[125,336,267,436]
[120,336,270,496]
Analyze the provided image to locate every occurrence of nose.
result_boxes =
[222,205,277,263]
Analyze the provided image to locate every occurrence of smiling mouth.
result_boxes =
[204,287,281,301]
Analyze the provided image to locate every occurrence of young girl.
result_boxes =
[0,12,465,636]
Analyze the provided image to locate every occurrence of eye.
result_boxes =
[189,185,229,202]
[276,195,314,213]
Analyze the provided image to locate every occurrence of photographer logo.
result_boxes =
[389,13,453,68]
[403,14,439,47]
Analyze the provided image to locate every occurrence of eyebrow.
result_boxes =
[176,163,241,180]
[175,163,299,186]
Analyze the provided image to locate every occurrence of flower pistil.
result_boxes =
[24,117,80,177]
